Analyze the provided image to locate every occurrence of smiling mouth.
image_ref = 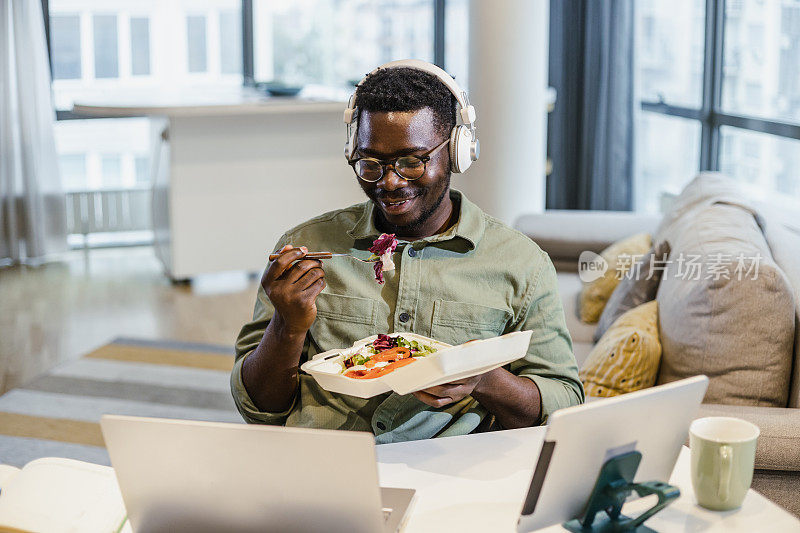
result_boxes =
[379,195,418,214]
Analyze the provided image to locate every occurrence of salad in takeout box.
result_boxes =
[300,330,533,398]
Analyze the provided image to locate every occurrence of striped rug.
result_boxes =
[0,338,243,467]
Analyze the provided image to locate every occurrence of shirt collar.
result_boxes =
[347,189,485,250]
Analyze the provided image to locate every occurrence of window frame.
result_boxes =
[640,0,800,172]
[43,0,450,120]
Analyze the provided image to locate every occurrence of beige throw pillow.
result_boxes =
[579,233,652,323]
[656,202,794,407]
[580,301,661,397]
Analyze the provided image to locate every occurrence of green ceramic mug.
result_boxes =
[689,416,760,511]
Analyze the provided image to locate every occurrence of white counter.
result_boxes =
[72,86,348,118]
[73,87,365,280]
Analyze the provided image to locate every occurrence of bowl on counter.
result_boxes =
[257,81,304,97]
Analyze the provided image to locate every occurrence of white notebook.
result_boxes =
[0,458,128,533]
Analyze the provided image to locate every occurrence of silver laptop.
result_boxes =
[517,375,709,531]
[100,415,415,533]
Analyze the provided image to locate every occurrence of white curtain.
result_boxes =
[0,0,66,265]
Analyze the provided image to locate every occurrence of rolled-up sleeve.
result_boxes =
[509,253,585,423]
[230,350,298,424]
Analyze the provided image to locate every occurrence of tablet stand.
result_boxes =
[562,451,679,533]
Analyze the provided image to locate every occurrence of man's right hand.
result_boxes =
[261,245,326,335]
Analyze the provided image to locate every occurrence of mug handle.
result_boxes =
[718,444,733,503]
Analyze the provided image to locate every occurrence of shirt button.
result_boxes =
[399,312,410,323]
[408,247,417,257]
[376,421,387,431]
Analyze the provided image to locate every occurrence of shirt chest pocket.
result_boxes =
[430,300,512,346]
[309,292,377,353]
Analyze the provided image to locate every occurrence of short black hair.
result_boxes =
[354,67,457,137]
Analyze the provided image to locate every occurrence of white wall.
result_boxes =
[459,0,550,225]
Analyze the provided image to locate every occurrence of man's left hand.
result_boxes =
[412,374,484,408]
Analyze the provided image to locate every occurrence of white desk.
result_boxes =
[376,427,800,533]
[73,87,365,280]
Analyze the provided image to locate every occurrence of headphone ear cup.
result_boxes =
[449,126,472,173]
[449,127,460,173]
[344,120,357,159]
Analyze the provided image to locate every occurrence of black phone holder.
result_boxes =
[562,451,680,533]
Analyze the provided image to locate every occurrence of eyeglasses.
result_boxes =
[348,138,450,182]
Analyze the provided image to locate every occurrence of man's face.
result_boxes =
[355,107,453,238]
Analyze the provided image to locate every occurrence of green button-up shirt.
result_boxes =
[231,190,584,443]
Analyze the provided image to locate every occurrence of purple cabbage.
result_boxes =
[369,233,398,284]
[373,261,385,284]
[372,334,398,351]
[369,233,398,256]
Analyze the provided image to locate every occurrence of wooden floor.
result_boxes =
[0,246,260,395]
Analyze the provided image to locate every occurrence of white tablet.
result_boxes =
[517,375,709,531]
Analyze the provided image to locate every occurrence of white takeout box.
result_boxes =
[300,330,533,398]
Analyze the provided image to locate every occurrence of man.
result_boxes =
[231,62,583,443]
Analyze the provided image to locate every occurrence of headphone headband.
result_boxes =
[344,59,476,127]
[343,59,479,173]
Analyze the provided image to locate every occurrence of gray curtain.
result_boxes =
[0,0,67,265]
[547,0,635,211]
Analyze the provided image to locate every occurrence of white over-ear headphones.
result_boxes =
[343,59,479,174]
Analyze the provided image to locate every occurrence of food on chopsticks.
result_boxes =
[341,334,438,379]
[368,233,398,284]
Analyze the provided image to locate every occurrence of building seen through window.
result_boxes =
[252,0,434,86]
[720,0,800,199]
[48,0,242,195]
[635,0,706,213]
[636,0,800,212]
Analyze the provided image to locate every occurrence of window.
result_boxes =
[48,0,462,109]
[635,114,702,213]
[636,0,705,109]
[252,0,435,86]
[130,17,150,76]
[722,2,800,123]
[93,15,119,78]
[445,0,469,89]
[636,0,800,212]
[49,0,243,112]
[51,14,81,80]
[59,154,87,191]
[101,154,123,188]
[720,127,800,196]
[187,15,208,73]
[219,10,242,75]
[134,156,150,186]
[54,118,152,192]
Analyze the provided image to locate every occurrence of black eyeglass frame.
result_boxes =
[347,138,450,182]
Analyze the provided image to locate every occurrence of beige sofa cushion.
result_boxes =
[761,217,800,408]
[655,172,759,243]
[656,203,795,407]
[580,301,661,397]
[579,233,652,323]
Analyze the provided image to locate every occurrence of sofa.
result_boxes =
[515,174,800,517]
